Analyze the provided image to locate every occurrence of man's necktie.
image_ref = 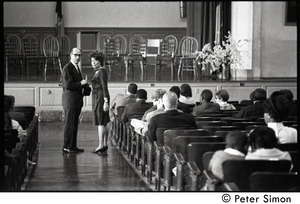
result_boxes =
[76,64,82,78]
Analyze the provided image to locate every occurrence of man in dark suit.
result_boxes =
[121,89,152,123]
[61,47,88,153]
[110,83,138,117]
[146,91,197,143]
[192,89,221,116]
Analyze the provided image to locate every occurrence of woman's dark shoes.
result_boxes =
[97,146,108,155]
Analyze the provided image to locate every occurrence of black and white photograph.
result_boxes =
[2,1,299,200]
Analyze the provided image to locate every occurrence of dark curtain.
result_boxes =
[186,1,231,76]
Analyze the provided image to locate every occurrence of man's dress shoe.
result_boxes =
[73,147,84,152]
[62,148,77,153]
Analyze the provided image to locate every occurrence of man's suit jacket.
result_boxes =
[235,102,264,119]
[121,100,152,123]
[62,62,83,108]
[147,109,197,142]
[192,102,221,116]
[111,94,136,115]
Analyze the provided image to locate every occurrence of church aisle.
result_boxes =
[25,121,152,191]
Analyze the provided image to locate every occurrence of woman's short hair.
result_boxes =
[90,52,105,67]
[252,88,266,101]
[248,127,278,150]
[263,91,291,122]
[170,86,181,98]
[180,84,192,97]
[215,89,229,102]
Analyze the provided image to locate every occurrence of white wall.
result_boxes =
[260,1,297,78]
[4,1,187,28]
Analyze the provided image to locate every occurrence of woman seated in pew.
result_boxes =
[192,89,221,117]
[235,88,266,119]
[215,89,236,110]
[4,95,25,137]
[279,89,297,118]
[7,95,28,129]
[246,127,292,163]
[179,84,196,106]
[4,95,36,166]
[263,91,297,144]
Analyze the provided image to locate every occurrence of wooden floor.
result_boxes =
[24,121,152,191]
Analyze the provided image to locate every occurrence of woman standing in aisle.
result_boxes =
[90,52,110,155]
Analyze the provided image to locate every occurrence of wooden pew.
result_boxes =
[184,142,226,191]
[248,171,299,191]
[164,136,223,191]
[221,160,292,191]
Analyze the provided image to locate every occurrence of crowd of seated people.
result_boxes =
[131,89,166,135]
[109,85,297,191]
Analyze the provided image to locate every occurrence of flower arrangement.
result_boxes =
[196,31,249,73]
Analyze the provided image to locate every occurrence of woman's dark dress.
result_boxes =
[91,67,110,126]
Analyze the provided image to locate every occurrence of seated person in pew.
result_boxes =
[170,86,191,113]
[215,89,236,110]
[208,131,248,182]
[246,127,292,163]
[146,91,197,143]
[131,89,166,135]
[280,89,297,118]
[4,95,36,166]
[7,95,27,129]
[4,95,25,136]
[179,83,196,106]
[262,91,297,144]
[141,89,166,121]
[110,83,137,119]
[192,89,221,117]
[121,89,152,123]
[235,88,266,119]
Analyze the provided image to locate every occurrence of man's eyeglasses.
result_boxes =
[72,53,82,57]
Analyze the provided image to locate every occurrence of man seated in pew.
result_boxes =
[262,91,297,144]
[246,127,292,162]
[141,89,166,121]
[192,89,221,117]
[215,89,236,110]
[110,83,137,120]
[7,95,27,129]
[208,131,248,182]
[169,86,191,113]
[146,91,197,143]
[121,89,152,123]
[235,88,266,119]
[131,89,166,135]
